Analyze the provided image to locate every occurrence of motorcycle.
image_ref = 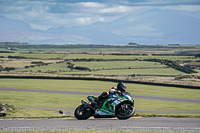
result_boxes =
[74,91,135,120]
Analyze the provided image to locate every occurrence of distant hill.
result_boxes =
[112,11,200,44]
[0,16,32,31]
[47,11,200,45]
[0,16,90,44]
[0,10,200,45]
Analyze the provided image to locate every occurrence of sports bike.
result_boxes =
[74,91,135,120]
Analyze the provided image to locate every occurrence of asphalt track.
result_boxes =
[0,117,200,132]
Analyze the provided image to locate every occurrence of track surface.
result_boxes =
[0,117,200,132]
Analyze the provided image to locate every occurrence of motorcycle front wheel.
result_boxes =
[74,105,94,120]
[115,103,135,120]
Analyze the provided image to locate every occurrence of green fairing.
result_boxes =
[97,94,132,116]
[75,92,135,120]
[88,95,95,100]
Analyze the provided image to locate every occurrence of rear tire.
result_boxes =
[74,105,94,120]
[115,103,135,120]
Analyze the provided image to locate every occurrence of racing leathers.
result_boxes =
[93,87,117,108]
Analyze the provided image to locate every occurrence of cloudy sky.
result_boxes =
[0,0,200,31]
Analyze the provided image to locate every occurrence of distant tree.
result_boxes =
[195,54,200,58]
[31,61,44,65]
[0,65,3,71]
[128,42,139,46]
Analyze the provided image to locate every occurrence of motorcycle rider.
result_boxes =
[93,82,127,107]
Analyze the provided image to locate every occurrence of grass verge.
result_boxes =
[0,103,68,119]
[0,79,199,118]
[134,112,200,118]
[0,78,200,99]
[1,91,200,111]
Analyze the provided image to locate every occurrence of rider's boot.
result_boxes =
[94,98,104,108]
[91,101,98,108]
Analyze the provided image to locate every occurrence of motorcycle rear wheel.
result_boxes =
[74,105,94,120]
[115,103,135,120]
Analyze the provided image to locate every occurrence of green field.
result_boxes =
[73,61,166,69]
[0,59,59,68]
[0,44,200,118]
[0,78,200,118]
[1,52,199,79]
[0,53,15,57]
[2,53,193,60]
[0,78,199,99]
[1,91,200,111]
[15,60,185,76]
[0,53,66,59]
[17,53,66,59]
[16,62,71,72]
[59,68,184,75]
[64,54,194,60]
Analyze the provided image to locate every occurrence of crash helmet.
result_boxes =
[117,82,127,93]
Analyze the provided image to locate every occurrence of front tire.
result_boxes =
[74,105,94,120]
[115,103,135,120]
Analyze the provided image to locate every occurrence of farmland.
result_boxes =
[0,43,200,118]
[1,50,199,86]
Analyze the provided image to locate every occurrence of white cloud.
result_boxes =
[100,5,133,13]
[98,17,105,22]
[130,0,200,5]
[134,0,170,5]
[1,0,200,31]
[76,17,91,25]
[159,5,200,12]
[77,2,106,8]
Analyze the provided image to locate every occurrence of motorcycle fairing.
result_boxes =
[94,94,132,116]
